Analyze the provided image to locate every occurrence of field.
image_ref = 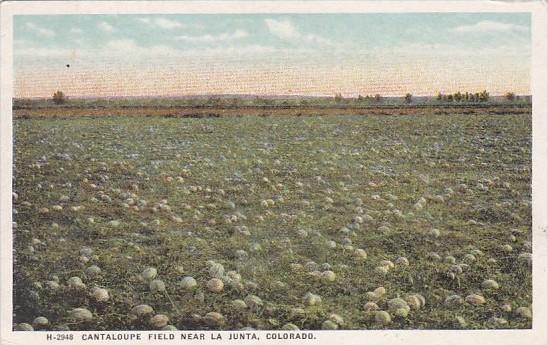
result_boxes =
[12,113,532,331]
[13,103,531,119]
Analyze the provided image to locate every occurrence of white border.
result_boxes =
[1,2,547,345]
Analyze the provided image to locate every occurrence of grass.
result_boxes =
[12,113,532,331]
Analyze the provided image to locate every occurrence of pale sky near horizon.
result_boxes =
[14,13,531,98]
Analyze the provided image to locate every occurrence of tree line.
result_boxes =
[436,90,492,103]
[48,89,523,106]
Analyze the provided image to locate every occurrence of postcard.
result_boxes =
[0,1,546,345]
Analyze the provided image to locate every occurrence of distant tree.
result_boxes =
[334,93,343,104]
[231,97,242,107]
[454,91,462,102]
[474,92,480,102]
[207,96,222,106]
[465,92,470,101]
[404,93,413,103]
[505,92,516,101]
[437,92,443,101]
[374,94,382,103]
[447,94,453,102]
[262,98,274,106]
[479,90,490,102]
[52,90,66,105]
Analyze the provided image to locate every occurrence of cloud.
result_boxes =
[302,33,331,45]
[155,18,183,29]
[137,17,184,29]
[264,18,331,45]
[264,18,299,39]
[15,47,73,58]
[70,28,83,34]
[103,39,138,51]
[103,39,181,57]
[364,42,531,61]
[451,21,529,33]
[15,40,179,59]
[26,23,55,38]
[101,39,282,58]
[137,17,151,24]
[97,21,114,32]
[174,29,249,43]
[14,37,288,62]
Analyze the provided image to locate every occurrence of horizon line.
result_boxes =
[13,92,533,100]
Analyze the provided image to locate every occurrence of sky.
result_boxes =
[14,13,531,98]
